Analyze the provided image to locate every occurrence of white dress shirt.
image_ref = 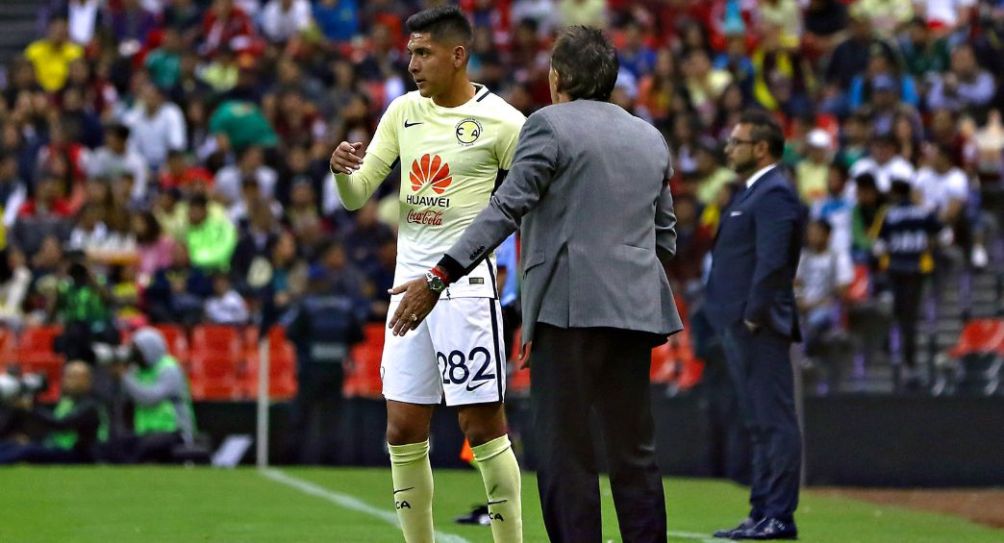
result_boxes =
[745,163,778,190]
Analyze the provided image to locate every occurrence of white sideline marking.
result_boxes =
[260,468,472,543]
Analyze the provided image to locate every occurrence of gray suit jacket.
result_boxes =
[443,100,683,346]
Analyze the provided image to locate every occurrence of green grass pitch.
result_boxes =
[1,467,1000,542]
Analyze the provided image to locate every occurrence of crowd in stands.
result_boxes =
[0,0,1001,406]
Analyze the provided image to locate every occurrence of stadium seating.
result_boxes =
[0,327,16,365]
[949,319,1004,358]
[0,316,712,403]
[243,325,298,400]
[949,319,1004,395]
[0,323,305,402]
[10,325,65,403]
[846,264,872,304]
[188,325,244,401]
[344,324,385,399]
[651,328,703,392]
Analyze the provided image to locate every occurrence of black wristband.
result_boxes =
[436,254,464,284]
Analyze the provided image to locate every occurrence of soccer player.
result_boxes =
[328,6,524,543]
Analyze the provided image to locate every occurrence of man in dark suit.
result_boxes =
[705,111,804,540]
[389,26,682,543]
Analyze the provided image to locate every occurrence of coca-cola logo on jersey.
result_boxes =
[406,209,444,226]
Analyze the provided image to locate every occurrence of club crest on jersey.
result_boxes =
[455,118,482,146]
[410,153,452,194]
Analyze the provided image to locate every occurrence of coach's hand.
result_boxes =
[329,141,364,174]
[388,278,439,336]
[518,341,532,370]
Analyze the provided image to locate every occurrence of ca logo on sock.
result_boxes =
[395,500,411,510]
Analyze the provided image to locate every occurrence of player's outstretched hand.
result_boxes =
[329,141,364,174]
[388,278,439,336]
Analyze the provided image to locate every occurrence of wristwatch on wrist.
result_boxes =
[425,270,447,294]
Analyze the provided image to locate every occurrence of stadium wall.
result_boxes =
[193,394,1004,487]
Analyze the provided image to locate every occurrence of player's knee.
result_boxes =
[386,419,428,446]
[458,408,506,447]
[461,427,502,448]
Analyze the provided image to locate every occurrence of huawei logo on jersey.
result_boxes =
[410,154,453,194]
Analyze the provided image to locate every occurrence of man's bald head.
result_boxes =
[62,360,93,397]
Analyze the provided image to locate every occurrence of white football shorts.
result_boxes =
[381,297,507,406]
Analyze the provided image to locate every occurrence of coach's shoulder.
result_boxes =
[526,102,586,132]
[523,106,562,131]
[761,173,802,205]
[634,113,665,142]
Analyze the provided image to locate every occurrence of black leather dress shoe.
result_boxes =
[733,517,798,540]
[713,517,758,539]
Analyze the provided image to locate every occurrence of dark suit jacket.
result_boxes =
[705,166,804,341]
[442,100,683,346]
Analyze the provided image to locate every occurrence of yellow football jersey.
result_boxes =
[356,85,525,298]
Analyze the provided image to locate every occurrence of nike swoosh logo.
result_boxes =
[466,380,489,392]
[393,487,414,495]
[487,499,508,505]
[404,120,423,128]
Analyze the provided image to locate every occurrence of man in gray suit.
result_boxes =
[390,26,682,543]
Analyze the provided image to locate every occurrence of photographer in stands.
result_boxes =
[106,327,196,463]
[0,361,105,464]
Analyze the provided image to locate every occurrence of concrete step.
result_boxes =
[937,289,997,301]
[972,274,1000,289]
[914,333,958,347]
[0,3,40,19]
[0,21,38,44]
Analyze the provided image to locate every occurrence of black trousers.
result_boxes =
[286,361,344,464]
[531,324,667,543]
[102,431,183,464]
[719,322,801,522]
[889,271,926,369]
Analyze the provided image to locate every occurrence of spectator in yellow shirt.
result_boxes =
[24,17,84,93]
[796,129,833,204]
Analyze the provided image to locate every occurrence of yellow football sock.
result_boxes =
[472,435,523,543]
[389,440,434,543]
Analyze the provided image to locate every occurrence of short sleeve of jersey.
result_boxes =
[494,104,526,170]
[946,170,970,201]
[366,96,405,168]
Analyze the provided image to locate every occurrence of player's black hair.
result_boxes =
[738,110,785,159]
[405,5,473,48]
[551,26,619,102]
